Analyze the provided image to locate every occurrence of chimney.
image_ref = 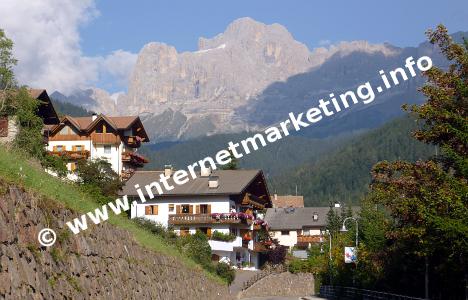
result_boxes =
[164,165,173,177]
[92,113,98,121]
[208,176,219,189]
[200,166,211,177]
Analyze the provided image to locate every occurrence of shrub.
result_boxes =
[210,230,236,242]
[216,262,235,284]
[75,158,122,197]
[267,240,287,265]
[181,230,213,271]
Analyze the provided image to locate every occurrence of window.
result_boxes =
[54,145,65,152]
[144,205,158,215]
[0,117,8,137]
[95,124,104,133]
[104,145,112,154]
[200,204,209,214]
[313,213,319,222]
[199,227,211,237]
[168,204,174,213]
[180,227,190,237]
[181,204,190,214]
[58,126,76,136]
[281,230,290,236]
[229,228,237,236]
[74,145,83,151]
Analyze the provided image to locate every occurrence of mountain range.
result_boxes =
[51,18,465,141]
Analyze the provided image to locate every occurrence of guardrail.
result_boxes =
[242,265,286,291]
[320,285,426,300]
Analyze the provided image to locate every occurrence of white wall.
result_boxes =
[131,195,232,227]
[47,140,124,175]
[270,230,298,248]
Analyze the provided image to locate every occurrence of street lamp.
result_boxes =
[340,217,358,249]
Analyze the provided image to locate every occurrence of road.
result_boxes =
[241,297,326,300]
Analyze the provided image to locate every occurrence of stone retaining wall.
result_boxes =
[0,183,232,299]
[238,271,314,299]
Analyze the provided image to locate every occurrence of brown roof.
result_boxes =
[272,195,304,208]
[120,169,270,198]
[66,115,139,131]
[51,114,149,141]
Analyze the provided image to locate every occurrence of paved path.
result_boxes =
[229,270,260,295]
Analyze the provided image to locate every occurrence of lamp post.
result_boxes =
[340,217,359,287]
[340,217,358,249]
[320,229,333,285]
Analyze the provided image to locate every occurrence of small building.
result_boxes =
[0,89,59,144]
[122,168,272,269]
[271,194,304,208]
[46,114,149,179]
[265,206,359,250]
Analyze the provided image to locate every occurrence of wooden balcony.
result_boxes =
[48,150,90,160]
[49,134,89,141]
[122,151,149,167]
[123,136,141,148]
[91,133,120,145]
[168,213,252,225]
[297,235,321,243]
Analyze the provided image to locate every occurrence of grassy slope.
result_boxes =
[0,145,223,284]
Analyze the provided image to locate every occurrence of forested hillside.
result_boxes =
[270,115,435,205]
[51,99,94,117]
[140,131,353,176]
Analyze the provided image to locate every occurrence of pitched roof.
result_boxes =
[265,206,360,230]
[121,169,266,197]
[272,195,304,208]
[63,115,139,131]
[51,114,149,141]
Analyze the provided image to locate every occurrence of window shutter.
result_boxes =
[207,228,211,237]
[145,206,151,215]
[196,205,200,214]
[189,205,193,214]
[72,145,76,151]
[0,117,8,137]
[153,205,158,215]
[53,146,57,152]
[207,204,212,214]
[176,205,181,214]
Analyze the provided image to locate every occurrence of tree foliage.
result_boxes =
[349,25,468,298]
[76,159,123,199]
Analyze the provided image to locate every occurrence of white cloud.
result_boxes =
[0,0,136,94]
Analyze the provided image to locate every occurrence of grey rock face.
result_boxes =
[59,17,407,141]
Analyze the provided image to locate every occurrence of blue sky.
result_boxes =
[81,0,468,56]
[1,0,467,94]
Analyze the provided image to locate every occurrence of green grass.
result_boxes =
[0,145,224,284]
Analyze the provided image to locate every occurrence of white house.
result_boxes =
[46,114,149,180]
[265,206,360,250]
[122,168,273,269]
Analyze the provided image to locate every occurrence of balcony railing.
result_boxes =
[122,151,149,167]
[91,133,121,144]
[123,135,142,148]
[297,235,321,243]
[48,150,90,160]
[168,213,253,225]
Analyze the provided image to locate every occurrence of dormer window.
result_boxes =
[313,212,319,222]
